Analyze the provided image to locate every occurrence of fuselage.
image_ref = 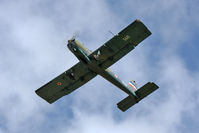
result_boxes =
[67,39,138,97]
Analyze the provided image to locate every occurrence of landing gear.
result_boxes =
[70,71,74,77]
[73,47,77,52]
[94,50,101,60]
[64,70,75,80]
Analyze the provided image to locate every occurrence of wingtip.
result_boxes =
[135,19,141,23]
[35,89,39,95]
[150,82,159,90]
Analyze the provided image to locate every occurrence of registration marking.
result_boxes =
[122,35,130,41]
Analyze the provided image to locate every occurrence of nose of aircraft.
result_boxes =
[68,38,75,43]
[67,40,77,52]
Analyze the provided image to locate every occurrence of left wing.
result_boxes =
[89,20,151,69]
[35,62,96,103]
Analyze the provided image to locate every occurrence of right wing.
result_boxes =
[89,20,151,69]
[35,62,96,103]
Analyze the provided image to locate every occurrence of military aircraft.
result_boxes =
[35,19,159,112]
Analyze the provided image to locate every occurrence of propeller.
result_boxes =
[68,32,79,43]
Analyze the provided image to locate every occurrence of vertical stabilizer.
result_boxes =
[128,80,137,91]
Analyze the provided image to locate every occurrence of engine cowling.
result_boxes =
[67,39,91,64]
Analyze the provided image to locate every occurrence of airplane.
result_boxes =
[35,19,159,112]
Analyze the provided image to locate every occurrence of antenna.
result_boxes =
[108,30,115,36]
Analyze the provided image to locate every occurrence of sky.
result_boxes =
[0,0,199,133]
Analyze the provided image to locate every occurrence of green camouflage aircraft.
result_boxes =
[35,20,159,112]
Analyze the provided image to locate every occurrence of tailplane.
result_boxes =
[117,82,159,112]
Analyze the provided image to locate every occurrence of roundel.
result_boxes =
[57,82,62,86]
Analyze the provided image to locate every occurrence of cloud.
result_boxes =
[0,0,199,133]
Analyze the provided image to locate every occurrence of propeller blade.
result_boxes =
[68,31,79,43]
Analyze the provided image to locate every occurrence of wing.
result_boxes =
[89,20,151,69]
[35,62,96,103]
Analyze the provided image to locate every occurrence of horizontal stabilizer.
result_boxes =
[117,82,159,112]
[117,95,137,112]
[135,82,159,100]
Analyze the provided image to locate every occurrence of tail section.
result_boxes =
[117,82,159,112]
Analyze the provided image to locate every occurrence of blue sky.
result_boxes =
[0,0,199,133]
